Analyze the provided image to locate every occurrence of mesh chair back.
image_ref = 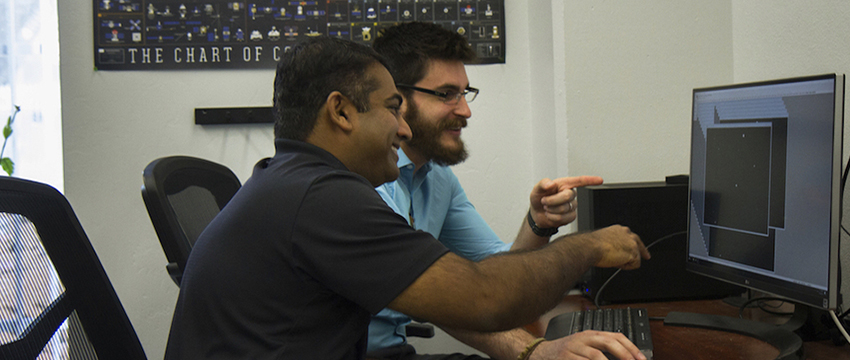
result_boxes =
[0,177,146,359]
[141,156,241,285]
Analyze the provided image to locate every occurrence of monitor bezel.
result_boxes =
[685,73,844,311]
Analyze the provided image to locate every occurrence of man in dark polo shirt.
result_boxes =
[164,37,649,360]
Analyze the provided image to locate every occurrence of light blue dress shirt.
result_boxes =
[367,149,512,352]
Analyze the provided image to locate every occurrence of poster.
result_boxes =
[94,0,506,70]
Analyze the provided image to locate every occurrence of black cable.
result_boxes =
[593,230,688,309]
[842,153,850,197]
[736,297,794,318]
[840,153,850,319]
[758,301,795,316]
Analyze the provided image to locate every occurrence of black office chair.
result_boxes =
[141,155,242,286]
[0,177,147,359]
[140,155,434,339]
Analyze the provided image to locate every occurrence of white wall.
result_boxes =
[563,1,733,183]
[57,0,850,357]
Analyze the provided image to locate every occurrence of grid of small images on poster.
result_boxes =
[94,0,506,70]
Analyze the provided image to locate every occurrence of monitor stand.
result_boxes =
[664,305,807,360]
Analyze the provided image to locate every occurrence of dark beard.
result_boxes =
[404,101,469,166]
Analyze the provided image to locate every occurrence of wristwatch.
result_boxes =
[527,210,559,237]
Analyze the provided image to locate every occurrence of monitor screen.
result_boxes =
[686,74,844,310]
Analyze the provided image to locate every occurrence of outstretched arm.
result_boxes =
[387,225,649,332]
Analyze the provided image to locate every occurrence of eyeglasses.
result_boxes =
[396,84,479,105]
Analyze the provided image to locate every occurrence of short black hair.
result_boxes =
[273,36,390,141]
[373,22,477,92]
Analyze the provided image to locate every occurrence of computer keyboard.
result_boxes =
[543,307,654,360]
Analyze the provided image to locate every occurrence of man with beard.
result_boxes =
[367,22,618,360]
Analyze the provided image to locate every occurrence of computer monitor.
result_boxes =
[687,73,843,310]
[672,74,844,358]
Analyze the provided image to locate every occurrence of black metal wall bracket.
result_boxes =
[194,107,274,125]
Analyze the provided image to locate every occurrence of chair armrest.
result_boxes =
[405,322,435,338]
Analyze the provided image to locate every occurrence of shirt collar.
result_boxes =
[397,148,432,176]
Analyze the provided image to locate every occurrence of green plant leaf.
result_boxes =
[3,125,11,139]
[1,157,14,176]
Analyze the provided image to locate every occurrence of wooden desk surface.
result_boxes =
[528,295,848,360]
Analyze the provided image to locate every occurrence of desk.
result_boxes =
[527,295,849,360]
